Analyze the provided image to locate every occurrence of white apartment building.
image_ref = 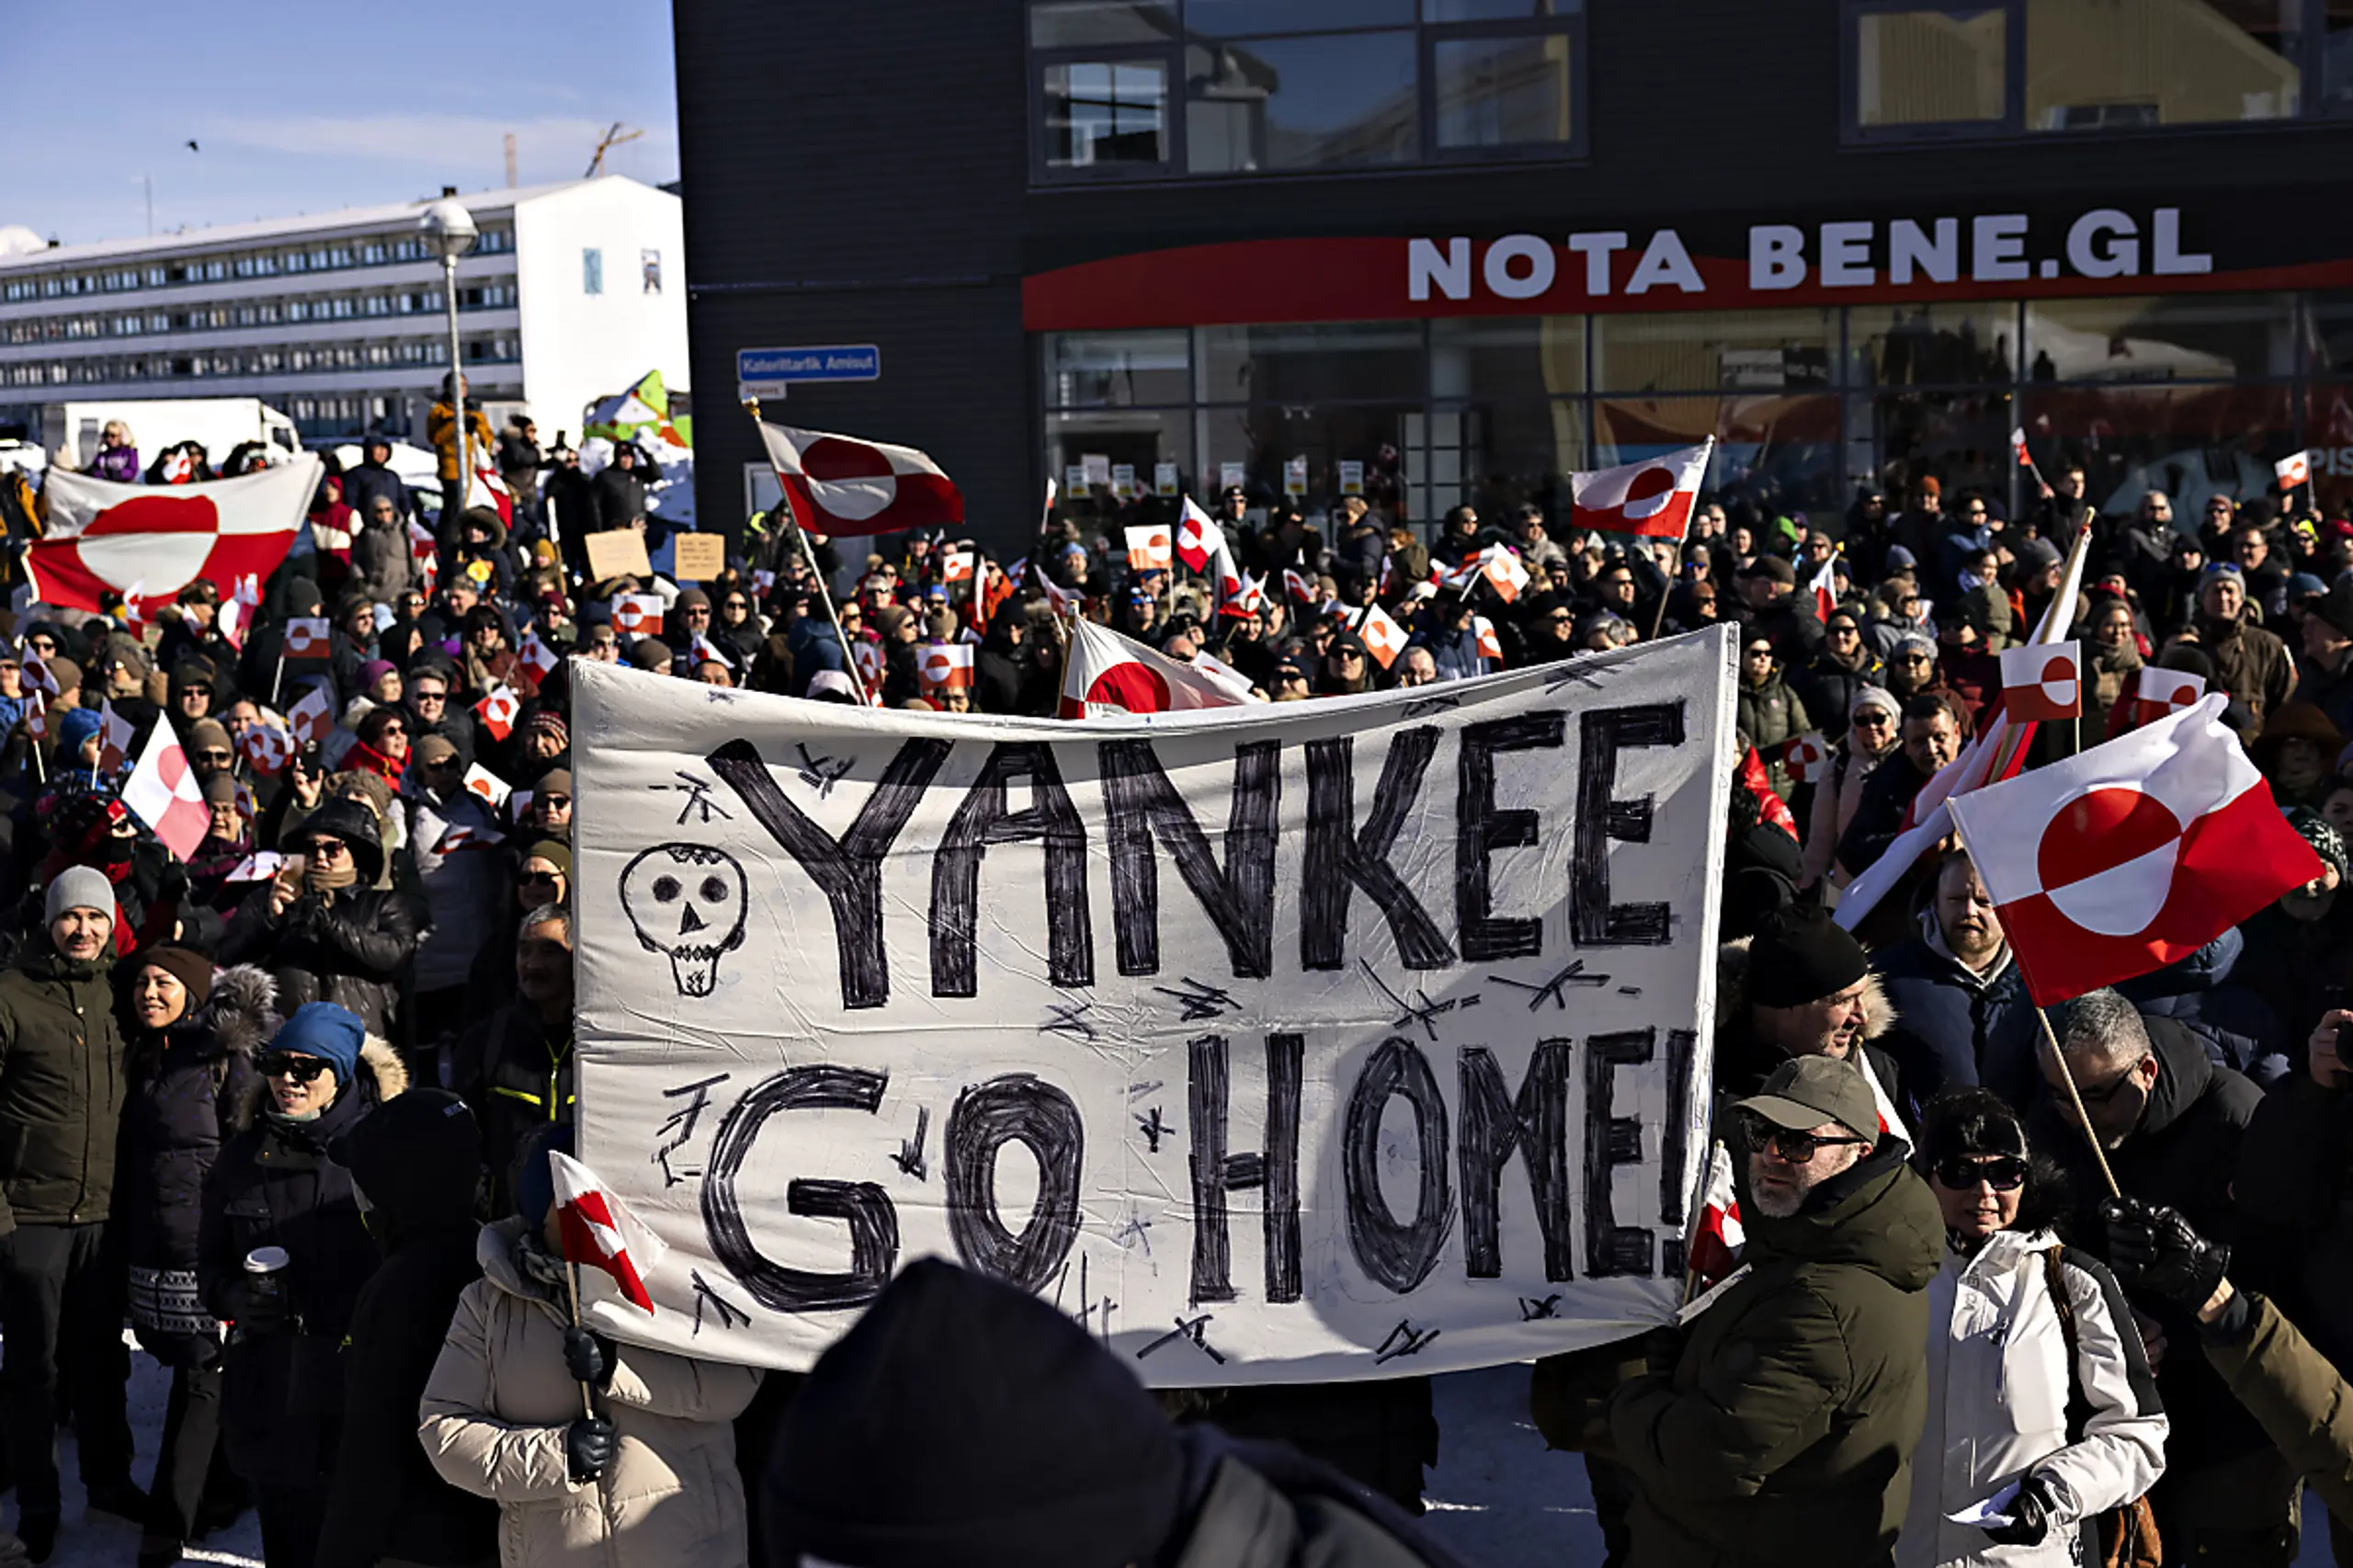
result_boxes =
[0,175,687,449]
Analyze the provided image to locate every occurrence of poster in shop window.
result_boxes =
[569,629,1734,1382]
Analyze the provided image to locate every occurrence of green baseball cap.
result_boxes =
[1736,1054,1879,1143]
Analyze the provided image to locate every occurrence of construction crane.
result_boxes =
[585,122,643,178]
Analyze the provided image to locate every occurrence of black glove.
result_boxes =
[563,1416,616,1483]
[1635,1326,1682,1379]
[1981,1471,2058,1547]
[224,1279,290,1335]
[2100,1196,2231,1312]
[563,1327,615,1388]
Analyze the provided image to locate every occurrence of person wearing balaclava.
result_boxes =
[0,866,144,1562]
[420,1124,764,1568]
[219,799,416,1041]
[762,1257,1469,1568]
[199,1002,406,1568]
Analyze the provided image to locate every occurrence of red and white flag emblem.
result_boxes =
[120,722,210,862]
[1354,603,1408,669]
[474,685,521,742]
[611,594,664,638]
[407,519,440,594]
[549,1150,666,1314]
[1569,439,1713,540]
[939,547,975,585]
[1284,567,1318,606]
[282,618,330,660]
[240,721,293,777]
[2011,426,2035,471]
[20,690,47,742]
[2132,665,2205,729]
[1806,553,1838,624]
[286,685,335,749]
[2278,450,2312,491]
[917,642,974,692]
[29,456,320,614]
[757,421,963,538]
[1947,694,2325,1005]
[97,700,136,777]
[849,639,887,698]
[1124,525,1174,573]
[517,629,561,684]
[462,764,511,809]
[1778,731,1834,786]
[1176,497,1227,574]
[21,656,57,699]
[1473,614,1502,662]
[1999,642,2083,723]
[1059,619,1256,719]
[1479,545,1529,604]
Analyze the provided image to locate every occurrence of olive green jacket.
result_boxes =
[0,946,126,1233]
[2206,1289,2353,1528]
[1608,1142,1942,1567]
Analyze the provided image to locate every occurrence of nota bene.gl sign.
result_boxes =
[1021,198,2353,330]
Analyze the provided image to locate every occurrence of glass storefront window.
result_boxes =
[1848,303,2019,385]
[1417,400,1587,521]
[1045,330,1192,406]
[1430,316,1584,399]
[1196,403,1417,516]
[1593,394,1847,514]
[1185,0,1415,35]
[1591,309,1837,394]
[2308,291,2353,375]
[1185,32,1419,172]
[2023,294,2300,382]
[1434,33,1575,147]
[1044,61,1171,167]
[2024,0,2302,130]
[1199,322,1426,403]
[1855,7,2007,127]
[1425,0,1577,17]
[1030,0,1176,46]
[2328,1,2353,108]
[2023,383,2297,513]
[1047,409,1198,519]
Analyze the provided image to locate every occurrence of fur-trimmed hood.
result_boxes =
[232,1032,407,1129]
[204,962,281,1062]
[1716,934,1897,1042]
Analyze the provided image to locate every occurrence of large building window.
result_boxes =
[1847,0,2335,140]
[1029,0,1584,181]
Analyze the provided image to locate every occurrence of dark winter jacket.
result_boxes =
[590,466,648,532]
[2197,610,2297,735]
[340,459,410,523]
[1609,1137,1943,1567]
[1736,672,1813,801]
[1711,937,1902,1119]
[0,941,126,1233]
[1872,918,2039,1121]
[2031,1015,2279,1483]
[1165,1427,1469,1567]
[2235,1071,2353,1378]
[350,516,417,604]
[116,964,276,1305]
[2204,1290,2353,1528]
[452,998,574,1215]
[199,1036,407,1487]
[218,799,417,1038]
[1836,750,1935,876]
[314,1092,502,1568]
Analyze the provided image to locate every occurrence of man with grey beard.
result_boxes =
[1609,1055,1941,1566]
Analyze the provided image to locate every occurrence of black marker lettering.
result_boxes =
[1456,713,1564,962]
[944,1074,1085,1293]
[1457,1040,1574,1282]
[1187,1032,1303,1305]
[930,742,1093,996]
[1343,1037,1454,1293]
[1302,729,1454,971]
[708,737,950,1010]
[1099,739,1280,979]
[701,1065,899,1312]
[1574,704,1685,947]
[1585,1028,1656,1278]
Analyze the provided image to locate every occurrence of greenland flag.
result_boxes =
[1176,497,1227,574]
[1999,642,2083,722]
[32,454,321,614]
[2278,449,2312,491]
[1947,694,2324,1005]
[1569,438,1713,540]
[1058,619,1256,719]
[758,421,962,537]
[2132,665,2205,729]
[121,721,210,862]
[550,1150,667,1314]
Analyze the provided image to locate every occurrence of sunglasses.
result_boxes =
[519,870,563,887]
[2075,1057,2151,1106]
[538,795,572,810]
[1935,1154,2028,1192]
[305,839,348,859]
[195,749,233,764]
[257,1052,332,1083]
[1739,1113,1870,1165]
[1853,711,1894,728]
[413,690,447,704]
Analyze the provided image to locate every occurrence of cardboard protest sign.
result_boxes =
[672,534,726,582]
[572,626,1735,1382]
[585,528,654,581]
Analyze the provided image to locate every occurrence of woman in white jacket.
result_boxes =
[1899,1088,2168,1567]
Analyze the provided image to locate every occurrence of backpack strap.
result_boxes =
[2041,1243,2095,1444]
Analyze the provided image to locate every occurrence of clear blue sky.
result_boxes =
[0,0,680,245]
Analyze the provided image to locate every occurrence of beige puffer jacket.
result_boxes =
[417,1217,765,1568]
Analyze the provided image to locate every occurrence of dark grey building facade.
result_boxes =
[676,0,2353,551]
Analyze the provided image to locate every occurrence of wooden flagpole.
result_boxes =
[745,399,870,707]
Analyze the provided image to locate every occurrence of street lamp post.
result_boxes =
[419,197,480,517]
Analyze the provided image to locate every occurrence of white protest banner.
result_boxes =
[572,625,1735,1382]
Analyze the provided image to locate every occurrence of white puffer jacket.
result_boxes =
[1898,1228,2167,1567]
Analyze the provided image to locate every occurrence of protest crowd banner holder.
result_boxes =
[572,627,1736,1383]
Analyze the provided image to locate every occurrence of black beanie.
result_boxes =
[1746,905,1868,1008]
[765,1258,1184,1568]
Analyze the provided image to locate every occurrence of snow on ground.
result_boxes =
[7,1339,2339,1566]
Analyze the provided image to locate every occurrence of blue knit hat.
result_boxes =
[270,1001,365,1085]
[57,708,102,751]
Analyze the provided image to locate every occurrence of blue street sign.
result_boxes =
[736,345,882,386]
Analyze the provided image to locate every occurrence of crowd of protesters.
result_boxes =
[4,390,2353,1568]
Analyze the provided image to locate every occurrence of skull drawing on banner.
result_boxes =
[620,843,749,997]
